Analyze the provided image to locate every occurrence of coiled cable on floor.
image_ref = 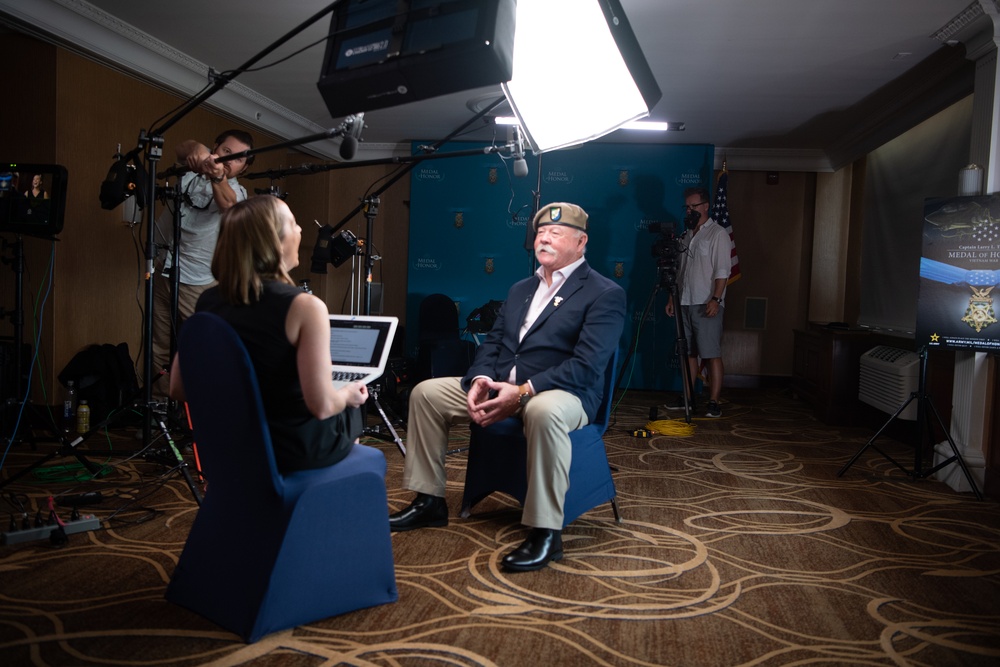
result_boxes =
[646,419,696,437]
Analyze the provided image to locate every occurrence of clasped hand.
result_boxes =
[467,378,520,427]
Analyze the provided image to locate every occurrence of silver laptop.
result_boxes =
[328,314,398,388]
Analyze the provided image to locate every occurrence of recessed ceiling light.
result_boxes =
[621,121,685,131]
[494,117,679,131]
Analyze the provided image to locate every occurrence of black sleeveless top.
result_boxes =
[196,280,361,473]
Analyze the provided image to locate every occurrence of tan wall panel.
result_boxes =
[724,170,814,377]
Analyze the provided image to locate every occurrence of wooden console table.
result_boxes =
[792,326,873,425]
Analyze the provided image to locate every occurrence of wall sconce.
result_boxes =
[959,164,984,196]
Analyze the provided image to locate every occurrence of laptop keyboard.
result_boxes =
[332,370,366,383]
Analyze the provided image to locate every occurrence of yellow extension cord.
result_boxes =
[645,419,697,437]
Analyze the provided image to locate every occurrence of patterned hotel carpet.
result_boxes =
[1,387,999,666]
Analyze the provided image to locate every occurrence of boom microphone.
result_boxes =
[338,113,366,161]
[512,125,528,178]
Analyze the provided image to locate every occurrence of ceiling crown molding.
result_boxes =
[932,1,985,42]
[714,148,833,173]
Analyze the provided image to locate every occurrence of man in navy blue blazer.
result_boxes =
[390,202,626,571]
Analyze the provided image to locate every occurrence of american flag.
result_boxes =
[712,170,741,283]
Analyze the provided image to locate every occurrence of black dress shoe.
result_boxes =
[388,493,448,532]
[501,528,563,572]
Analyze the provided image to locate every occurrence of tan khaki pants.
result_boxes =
[402,376,587,530]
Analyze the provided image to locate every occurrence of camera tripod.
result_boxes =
[837,346,982,500]
[616,280,696,424]
[665,282,697,423]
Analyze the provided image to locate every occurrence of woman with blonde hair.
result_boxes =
[170,195,368,472]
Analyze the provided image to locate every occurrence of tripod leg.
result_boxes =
[365,394,406,457]
[156,419,203,505]
[837,393,917,477]
[182,403,204,483]
[921,398,983,500]
[671,287,695,424]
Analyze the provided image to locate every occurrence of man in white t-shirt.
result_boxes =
[665,186,730,418]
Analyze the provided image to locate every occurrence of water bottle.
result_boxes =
[63,381,77,433]
[76,399,90,434]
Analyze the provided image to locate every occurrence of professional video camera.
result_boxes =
[648,209,698,289]
[649,223,682,289]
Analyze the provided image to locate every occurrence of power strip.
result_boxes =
[1,515,100,546]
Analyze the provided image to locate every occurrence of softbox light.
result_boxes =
[502,0,661,153]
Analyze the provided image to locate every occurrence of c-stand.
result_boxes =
[148,179,205,502]
[837,346,982,499]
[108,134,204,506]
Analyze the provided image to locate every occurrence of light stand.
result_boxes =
[837,346,982,499]
[353,196,406,457]
[150,179,205,501]
[361,198,380,318]
[0,235,108,490]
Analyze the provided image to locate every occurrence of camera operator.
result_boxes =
[664,187,729,418]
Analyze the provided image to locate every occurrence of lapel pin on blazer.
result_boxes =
[553,297,563,308]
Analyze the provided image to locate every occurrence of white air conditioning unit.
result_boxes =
[858,346,919,420]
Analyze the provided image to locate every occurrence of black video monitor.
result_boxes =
[0,163,68,239]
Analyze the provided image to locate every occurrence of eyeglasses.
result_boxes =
[684,201,709,210]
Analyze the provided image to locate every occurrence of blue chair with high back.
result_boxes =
[165,312,397,643]
[413,293,477,384]
[460,351,622,528]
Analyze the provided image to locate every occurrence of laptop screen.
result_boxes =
[328,316,396,368]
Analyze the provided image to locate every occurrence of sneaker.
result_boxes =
[705,400,722,418]
[665,395,693,411]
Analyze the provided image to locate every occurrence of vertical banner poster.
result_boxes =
[916,194,1000,352]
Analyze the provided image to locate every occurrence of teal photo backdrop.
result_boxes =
[407,140,714,391]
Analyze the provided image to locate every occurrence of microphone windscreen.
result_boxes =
[339,136,358,161]
[513,158,529,178]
